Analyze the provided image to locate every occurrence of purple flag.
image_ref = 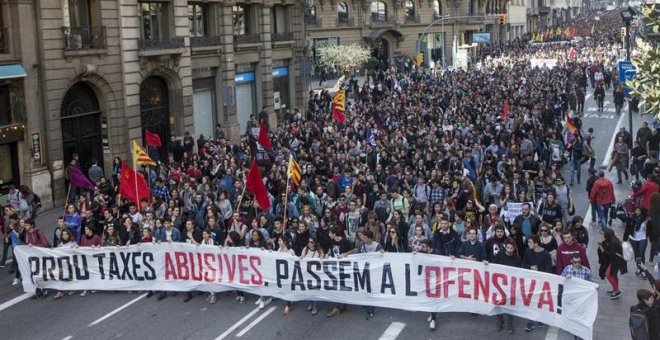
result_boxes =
[69,166,95,189]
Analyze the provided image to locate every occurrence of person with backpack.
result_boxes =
[630,289,660,340]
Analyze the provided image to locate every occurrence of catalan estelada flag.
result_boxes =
[331,90,346,124]
[287,154,301,187]
[132,140,156,166]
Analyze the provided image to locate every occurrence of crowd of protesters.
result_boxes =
[1,8,660,339]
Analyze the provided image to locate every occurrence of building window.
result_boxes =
[138,1,170,42]
[337,2,348,24]
[62,0,101,28]
[271,5,288,33]
[305,5,317,24]
[433,0,442,19]
[233,4,250,35]
[469,0,477,15]
[188,2,207,37]
[405,1,415,20]
[0,85,10,126]
[370,1,387,22]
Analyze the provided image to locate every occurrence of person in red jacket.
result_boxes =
[556,230,591,274]
[80,225,101,247]
[590,171,616,231]
[633,174,659,211]
[24,219,49,299]
[24,219,48,247]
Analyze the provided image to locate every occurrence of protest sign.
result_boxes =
[16,244,598,339]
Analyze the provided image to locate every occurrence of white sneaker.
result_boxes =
[263,297,272,305]
[430,320,436,331]
[11,278,19,286]
[427,315,432,322]
[80,290,87,297]
[258,299,265,310]
[255,297,263,305]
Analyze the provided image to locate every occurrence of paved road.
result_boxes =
[0,87,652,340]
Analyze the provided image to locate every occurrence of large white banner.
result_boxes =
[15,244,598,339]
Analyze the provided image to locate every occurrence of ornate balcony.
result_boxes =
[62,26,106,50]
[405,14,421,24]
[138,37,185,51]
[371,14,396,26]
[306,16,323,28]
[190,35,222,47]
[272,32,294,42]
[234,34,260,44]
[539,6,551,14]
[337,17,355,27]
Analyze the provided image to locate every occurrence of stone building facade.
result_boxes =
[3,0,305,208]
[306,0,501,69]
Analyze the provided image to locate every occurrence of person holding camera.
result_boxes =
[630,289,660,340]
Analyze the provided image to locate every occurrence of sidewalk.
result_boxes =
[556,111,654,340]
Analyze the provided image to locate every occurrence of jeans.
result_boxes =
[526,321,544,329]
[596,204,611,230]
[615,103,623,114]
[616,158,629,182]
[631,160,644,181]
[497,314,514,329]
[590,202,598,223]
[630,239,648,264]
[577,100,584,113]
[570,157,581,184]
[0,235,8,265]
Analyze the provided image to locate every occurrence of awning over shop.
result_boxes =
[369,29,404,40]
[0,64,27,80]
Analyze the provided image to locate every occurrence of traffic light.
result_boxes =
[499,14,506,25]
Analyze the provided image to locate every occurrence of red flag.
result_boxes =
[332,103,346,124]
[145,130,162,147]
[501,98,510,120]
[119,162,151,207]
[257,122,272,150]
[245,159,271,210]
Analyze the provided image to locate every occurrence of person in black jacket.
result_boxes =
[494,239,522,334]
[432,216,459,256]
[631,289,660,340]
[598,228,628,300]
[613,84,625,114]
[523,235,553,333]
[586,168,598,225]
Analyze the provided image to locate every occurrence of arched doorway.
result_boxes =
[140,76,170,159]
[371,37,389,70]
[61,82,104,171]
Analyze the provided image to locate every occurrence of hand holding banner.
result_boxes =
[15,244,597,339]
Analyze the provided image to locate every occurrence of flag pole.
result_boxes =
[63,183,72,215]
[133,139,140,210]
[283,168,290,225]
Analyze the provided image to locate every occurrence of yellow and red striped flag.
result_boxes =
[287,154,301,187]
[132,140,156,166]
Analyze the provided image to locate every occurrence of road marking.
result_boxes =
[602,103,628,167]
[88,293,147,326]
[586,93,592,101]
[0,292,34,312]
[378,322,406,340]
[235,306,276,337]
[215,299,272,340]
[544,326,560,340]
[62,336,73,340]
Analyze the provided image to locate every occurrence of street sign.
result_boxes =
[618,60,636,83]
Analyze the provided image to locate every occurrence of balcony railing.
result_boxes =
[190,35,222,47]
[337,17,355,26]
[306,16,323,28]
[62,26,106,51]
[138,37,185,50]
[404,14,421,24]
[234,34,260,44]
[0,28,8,54]
[272,32,294,42]
[371,14,395,25]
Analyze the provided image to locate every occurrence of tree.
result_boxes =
[317,44,371,74]
[627,5,660,118]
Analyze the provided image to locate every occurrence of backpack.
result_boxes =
[629,306,649,340]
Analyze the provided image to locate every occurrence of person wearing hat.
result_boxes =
[589,170,615,232]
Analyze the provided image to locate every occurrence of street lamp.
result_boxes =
[621,6,635,135]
